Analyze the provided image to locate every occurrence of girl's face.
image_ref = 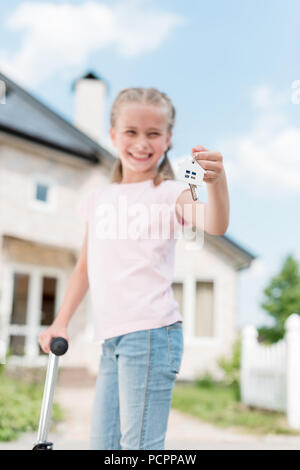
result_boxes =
[109,103,172,181]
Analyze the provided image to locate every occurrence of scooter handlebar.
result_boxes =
[50,337,68,356]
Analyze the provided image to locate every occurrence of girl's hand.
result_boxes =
[39,321,69,354]
[192,145,225,185]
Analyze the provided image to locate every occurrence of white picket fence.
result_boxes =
[241,313,300,429]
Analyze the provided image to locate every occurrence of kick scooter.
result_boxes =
[32,336,68,450]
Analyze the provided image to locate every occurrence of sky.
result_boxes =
[0,0,299,329]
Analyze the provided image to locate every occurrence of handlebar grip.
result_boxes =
[50,337,68,356]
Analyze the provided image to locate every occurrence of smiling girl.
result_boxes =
[39,87,229,450]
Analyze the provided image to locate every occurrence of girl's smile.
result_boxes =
[128,152,153,161]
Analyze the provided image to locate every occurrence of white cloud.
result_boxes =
[172,85,300,198]
[251,84,287,109]
[216,85,300,196]
[0,0,186,87]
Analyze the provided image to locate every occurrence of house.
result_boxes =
[0,70,256,381]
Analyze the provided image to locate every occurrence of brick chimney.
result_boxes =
[72,71,108,145]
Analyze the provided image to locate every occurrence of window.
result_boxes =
[39,276,57,356]
[11,273,29,325]
[7,273,30,357]
[40,276,57,326]
[195,281,214,337]
[5,264,64,363]
[35,183,49,202]
[9,336,25,356]
[28,174,56,212]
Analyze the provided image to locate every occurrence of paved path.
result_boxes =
[1,385,300,450]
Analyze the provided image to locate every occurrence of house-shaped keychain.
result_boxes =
[176,154,206,200]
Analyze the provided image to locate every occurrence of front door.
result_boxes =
[2,263,64,365]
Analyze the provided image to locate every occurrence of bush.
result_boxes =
[195,371,218,388]
[217,335,241,400]
[0,354,64,442]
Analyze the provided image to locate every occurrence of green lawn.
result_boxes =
[0,371,64,442]
[172,380,300,436]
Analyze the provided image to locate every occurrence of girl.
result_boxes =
[39,87,229,450]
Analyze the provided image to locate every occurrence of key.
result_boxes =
[176,152,205,201]
[189,183,198,201]
[189,153,199,200]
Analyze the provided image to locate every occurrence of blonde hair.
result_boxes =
[109,87,176,186]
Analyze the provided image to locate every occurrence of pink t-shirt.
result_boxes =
[78,178,192,341]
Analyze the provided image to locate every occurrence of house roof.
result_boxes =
[205,232,257,271]
[0,70,257,271]
[0,70,115,165]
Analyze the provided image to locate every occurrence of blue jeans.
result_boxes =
[90,321,184,450]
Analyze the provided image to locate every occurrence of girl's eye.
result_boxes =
[125,130,160,136]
